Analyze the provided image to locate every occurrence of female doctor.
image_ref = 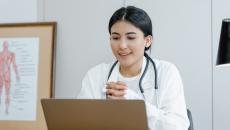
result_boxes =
[77,6,190,130]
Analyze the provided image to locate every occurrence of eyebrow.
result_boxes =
[126,32,136,35]
[111,32,137,35]
[111,32,120,35]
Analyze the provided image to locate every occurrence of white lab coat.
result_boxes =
[77,57,190,130]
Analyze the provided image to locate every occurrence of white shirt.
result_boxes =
[77,57,190,130]
[118,70,141,93]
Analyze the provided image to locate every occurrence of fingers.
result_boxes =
[106,81,127,99]
[106,88,126,97]
[106,81,127,90]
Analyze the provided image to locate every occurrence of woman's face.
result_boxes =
[110,20,152,69]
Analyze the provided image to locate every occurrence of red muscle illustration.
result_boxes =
[0,41,20,114]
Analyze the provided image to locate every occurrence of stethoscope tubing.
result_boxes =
[107,53,158,94]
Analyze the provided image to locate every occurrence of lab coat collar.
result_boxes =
[102,56,154,99]
[107,56,147,83]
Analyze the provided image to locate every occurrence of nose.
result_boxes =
[119,39,128,49]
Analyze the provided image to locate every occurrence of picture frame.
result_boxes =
[0,22,56,130]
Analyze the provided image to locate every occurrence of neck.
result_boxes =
[119,58,143,77]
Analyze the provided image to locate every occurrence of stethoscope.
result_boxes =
[107,53,158,96]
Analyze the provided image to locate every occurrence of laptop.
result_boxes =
[41,99,148,130]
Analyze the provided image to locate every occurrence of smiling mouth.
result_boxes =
[118,52,131,56]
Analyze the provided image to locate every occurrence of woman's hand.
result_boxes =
[106,81,127,99]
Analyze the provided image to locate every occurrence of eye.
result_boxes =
[111,37,119,40]
[127,37,136,40]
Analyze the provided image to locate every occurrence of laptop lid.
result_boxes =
[41,99,148,130]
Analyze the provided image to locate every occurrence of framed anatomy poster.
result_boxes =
[0,22,56,130]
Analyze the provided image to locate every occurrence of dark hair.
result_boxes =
[108,6,152,51]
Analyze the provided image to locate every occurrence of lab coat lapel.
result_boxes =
[107,62,120,82]
[101,56,155,99]
[101,62,119,98]
[141,57,157,105]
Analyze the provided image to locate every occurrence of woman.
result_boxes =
[78,6,189,130]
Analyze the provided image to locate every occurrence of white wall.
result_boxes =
[0,0,37,23]
[125,1,212,130]
[40,0,213,130]
[2,0,230,130]
[39,0,125,98]
[212,0,230,129]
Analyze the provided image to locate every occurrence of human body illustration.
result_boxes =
[0,41,20,114]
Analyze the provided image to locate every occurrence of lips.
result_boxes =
[118,52,131,57]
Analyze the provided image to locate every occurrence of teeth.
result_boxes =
[118,52,131,56]
[120,53,129,56]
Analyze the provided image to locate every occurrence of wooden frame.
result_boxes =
[0,22,56,130]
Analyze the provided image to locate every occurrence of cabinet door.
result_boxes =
[212,0,230,130]
[40,0,124,98]
[125,0,212,130]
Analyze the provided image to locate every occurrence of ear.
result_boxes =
[144,35,153,48]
